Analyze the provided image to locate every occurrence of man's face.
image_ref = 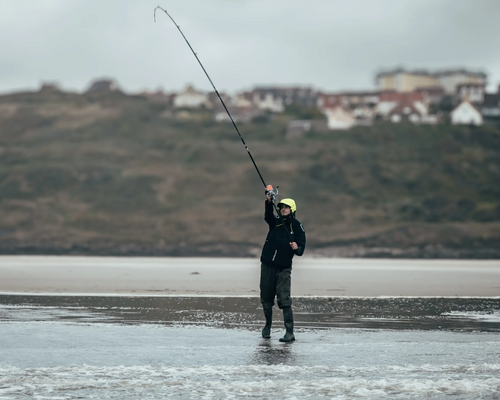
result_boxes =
[280,205,291,217]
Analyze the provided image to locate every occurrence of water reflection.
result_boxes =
[251,338,296,365]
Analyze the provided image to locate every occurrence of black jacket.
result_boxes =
[260,200,306,269]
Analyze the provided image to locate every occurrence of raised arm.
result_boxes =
[264,197,276,229]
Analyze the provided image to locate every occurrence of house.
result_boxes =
[233,92,253,108]
[387,100,427,123]
[434,69,487,95]
[317,93,341,111]
[318,91,379,109]
[455,83,486,104]
[85,78,120,93]
[251,87,295,112]
[339,91,379,106]
[318,91,378,125]
[375,69,438,92]
[450,100,483,125]
[173,85,209,108]
[250,86,318,112]
[324,106,356,130]
[252,89,284,112]
[376,68,487,95]
[211,91,262,122]
[375,91,429,122]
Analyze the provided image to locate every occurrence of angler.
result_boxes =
[154,7,305,341]
[260,191,306,342]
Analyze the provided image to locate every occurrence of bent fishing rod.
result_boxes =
[154,6,295,242]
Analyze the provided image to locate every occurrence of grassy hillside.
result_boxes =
[1,90,499,257]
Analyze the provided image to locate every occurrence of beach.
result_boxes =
[1,255,500,297]
[2,256,500,399]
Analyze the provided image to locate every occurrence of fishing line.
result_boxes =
[154,6,294,242]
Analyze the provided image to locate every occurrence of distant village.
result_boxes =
[41,67,500,133]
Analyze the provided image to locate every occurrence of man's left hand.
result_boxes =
[290,242,298,251]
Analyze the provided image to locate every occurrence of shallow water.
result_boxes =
[1,295,500,399]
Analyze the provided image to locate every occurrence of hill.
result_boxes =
[1,89,499,258]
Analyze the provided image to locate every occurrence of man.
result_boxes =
[260,192,306,342]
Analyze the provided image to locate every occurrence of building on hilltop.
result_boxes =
[317,94,356,130]
[233,91,254,108]
[210,91,264,123]
[450,100,483,126]
[375,91,439,124]
[376,69,437,93]
[39,81,62,93]
[318,91,379,109]
[317,91,379,128]
[375,68,487,95]
[85,78,121,94]
[455,83,486,104]
[386,100,428,124]
[250,86,318,113]
[173,84,209,108]
[323,106,356,130]
[434,69,487,95]
[375,91,422,117]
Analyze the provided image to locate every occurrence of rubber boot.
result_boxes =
[279,306,295,342]
[261,307,272,338]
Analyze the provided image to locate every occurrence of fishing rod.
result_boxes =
[154,6,294,242]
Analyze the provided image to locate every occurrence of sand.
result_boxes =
[1,255,500,297]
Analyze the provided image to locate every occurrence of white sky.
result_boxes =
[1,0,499,95]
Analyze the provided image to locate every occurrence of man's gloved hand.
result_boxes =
[265,185,277,202]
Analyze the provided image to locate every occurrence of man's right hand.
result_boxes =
[266,193,272,202]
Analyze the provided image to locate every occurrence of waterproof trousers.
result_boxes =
[260,263,292,310]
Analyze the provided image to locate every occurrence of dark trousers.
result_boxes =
[260,263,292,310]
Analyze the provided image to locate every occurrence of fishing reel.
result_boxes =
[265,184,279,203]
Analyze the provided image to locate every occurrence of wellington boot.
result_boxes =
[279,306,295,342]
[261,307,272,339]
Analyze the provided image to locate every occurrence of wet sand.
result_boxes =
[1,256,500,297]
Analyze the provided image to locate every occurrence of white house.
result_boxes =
[450,100,483,126]
[234,92,253,108]
[324,106,355,130]
[252,91,284,113]
[374,100,398,118]
[387,102,427,123]
[174,85,209,108]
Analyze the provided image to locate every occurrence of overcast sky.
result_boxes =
[1,0,499,95]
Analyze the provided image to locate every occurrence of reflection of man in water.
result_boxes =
[260,192,306,342]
